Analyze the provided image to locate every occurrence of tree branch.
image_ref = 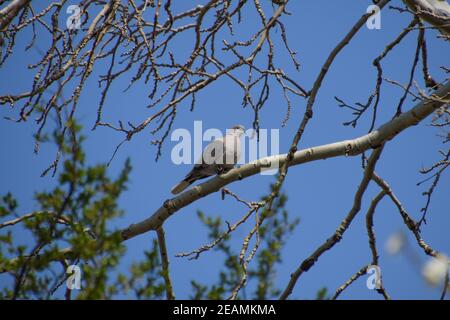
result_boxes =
[365,190,391,300]
[278,144,385,300]
[331,265,370,300]
[371,173,438,257]
[156,227,175,300]
[0,0,30,30]
[121,81,450,240]
[1,81,449,273]
[0,211,70,229]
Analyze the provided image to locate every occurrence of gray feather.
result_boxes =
[170,125,245,194]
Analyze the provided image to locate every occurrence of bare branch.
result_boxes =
[365,190,391,300]
[372,173,438,257]
[331,265,370,300]
[0,211,70,229]
[278,144,384,300]
[0,0,30,30]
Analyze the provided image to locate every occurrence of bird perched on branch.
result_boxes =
[171,125,245,194]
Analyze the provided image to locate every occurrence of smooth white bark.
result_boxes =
[121,81,450,240]
[0,0,31,30]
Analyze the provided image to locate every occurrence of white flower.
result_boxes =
[385,232,405,255]
[422,254,449,286]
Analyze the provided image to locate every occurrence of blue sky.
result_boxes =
[0,1,449,299]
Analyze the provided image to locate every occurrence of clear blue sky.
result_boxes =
[0,1,449,299]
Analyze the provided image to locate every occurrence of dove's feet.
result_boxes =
[216,165,232,175]
[216,166,225,174]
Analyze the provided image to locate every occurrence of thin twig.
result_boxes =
[156,226,175,300]
[279,145,385,300]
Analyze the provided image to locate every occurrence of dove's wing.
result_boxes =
[201,136,226,166]
[171,130,242,195]
[222,133,241,165]
[171,137,224,194]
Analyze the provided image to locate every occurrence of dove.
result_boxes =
[171,125,245,194]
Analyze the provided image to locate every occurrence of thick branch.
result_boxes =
[0,0,30,30]
[121,81,450,240]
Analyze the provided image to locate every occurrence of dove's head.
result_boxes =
[230,125,245,137]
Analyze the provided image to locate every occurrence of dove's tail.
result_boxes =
[171,166,212,194]
[171,179,192,194]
